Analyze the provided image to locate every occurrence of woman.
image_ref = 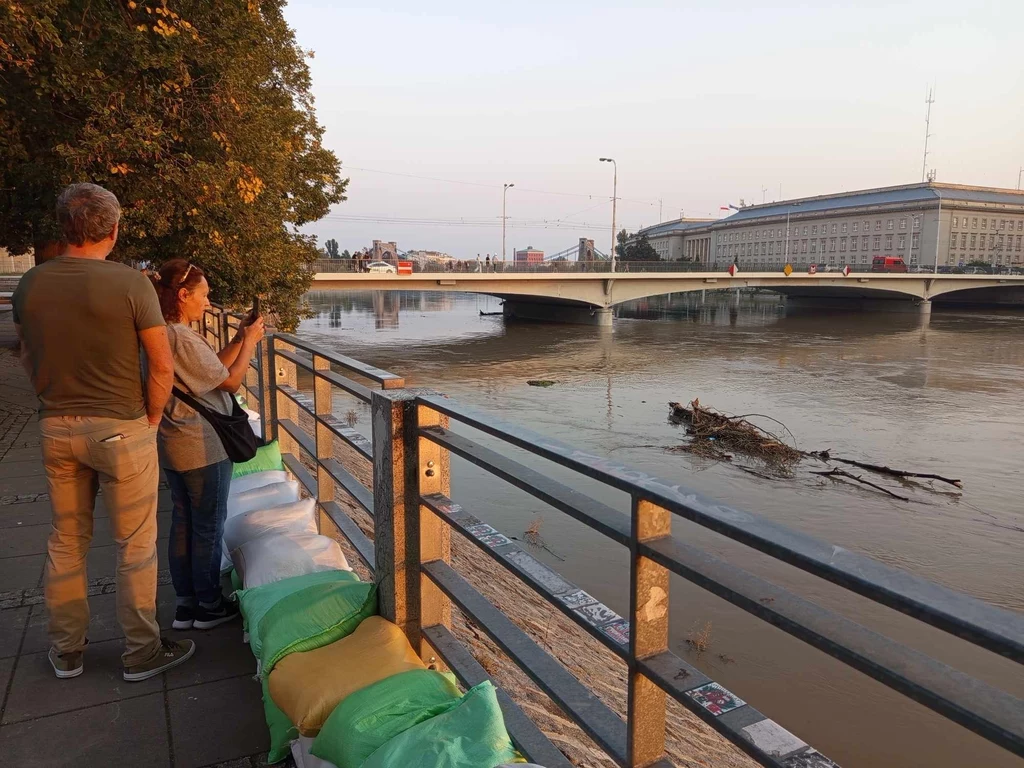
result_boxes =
[150,260,265,630]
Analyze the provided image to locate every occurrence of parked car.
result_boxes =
[871,256,908,273]
[365,261,397,274]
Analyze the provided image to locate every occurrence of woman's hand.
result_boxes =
[241,316,265,348]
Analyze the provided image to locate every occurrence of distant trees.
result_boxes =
[615,229,661,262]
[324,238,340,258]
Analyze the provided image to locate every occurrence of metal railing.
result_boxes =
[201,305,1024,768]
[313,259,711,275]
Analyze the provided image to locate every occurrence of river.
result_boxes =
[298,289,1024,768]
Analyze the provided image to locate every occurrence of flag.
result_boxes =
[719,206,730,211]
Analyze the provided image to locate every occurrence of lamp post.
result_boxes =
[502,183,514,266]
[1018,167,1023,191]
[599,157,617,273]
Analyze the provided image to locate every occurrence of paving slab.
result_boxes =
[0,446,44,464]
[0,499,55,529]
[0,692,170,768]
[0,521,51,558]
[0,605,30,658]
[168,675,270,768]
[0,473,49,495]
[2,637,163,723]
[165,621,255,690]
[0,553,44,591]
[85,538,170,581]
[0,459,47,479]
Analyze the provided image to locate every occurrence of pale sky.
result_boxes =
[285,0,1024,258]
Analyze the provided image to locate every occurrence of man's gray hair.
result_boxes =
[56,183,121,247]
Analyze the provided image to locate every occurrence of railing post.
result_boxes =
[371,390,451,662]
[273,339,298,455]
[628,498,670,767]
[312,353,334,529]
[258,338,274,440]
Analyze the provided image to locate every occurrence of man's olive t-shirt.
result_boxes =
[12,256,165,420]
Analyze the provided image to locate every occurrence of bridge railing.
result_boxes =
[200,305,1023,767]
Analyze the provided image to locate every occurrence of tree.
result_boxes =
[615,229,661,262]
[323,238,340,258]
[0,0,347,328]
[340,249,351,259]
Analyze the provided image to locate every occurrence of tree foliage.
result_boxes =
[323,237,339,258]
[616,229,661,262]
[0,0,346,328]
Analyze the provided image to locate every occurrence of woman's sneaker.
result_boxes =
[193,597,241,630]
[123,638,195,682]
[172,605,194,630]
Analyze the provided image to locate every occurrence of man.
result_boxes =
[13,183,195,681]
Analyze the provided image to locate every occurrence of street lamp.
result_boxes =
[1018,166,1023,191]
[502,183,514,266]
[599,158,617,273]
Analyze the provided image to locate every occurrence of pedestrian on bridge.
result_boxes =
[485,254,491,272]
[12,183,195,682]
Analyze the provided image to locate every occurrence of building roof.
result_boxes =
[636,218,716,238]
[719,182,1024,224]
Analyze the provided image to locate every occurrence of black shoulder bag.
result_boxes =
[172,386,260,463]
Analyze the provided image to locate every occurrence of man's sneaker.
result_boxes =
[172,605,194,630]
[123,638,195,682]
[193,597,241,630]
[48,646,84,679]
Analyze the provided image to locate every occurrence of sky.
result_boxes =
[284,1,1024,259]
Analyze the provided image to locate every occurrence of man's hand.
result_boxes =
[139,326,173,426]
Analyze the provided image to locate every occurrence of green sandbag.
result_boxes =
[358,681,517,768]
[230,568,243,593]
[256,579,377,677]
[311,669,462,768]
[237,569,359,656]
[263,675,297,763]
[233,440,283,478]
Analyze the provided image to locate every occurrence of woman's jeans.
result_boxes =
[165,459,233,605]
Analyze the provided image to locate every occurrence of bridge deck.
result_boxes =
[0,314,274,768]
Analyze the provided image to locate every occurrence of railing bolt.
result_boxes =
[425,468,435,478]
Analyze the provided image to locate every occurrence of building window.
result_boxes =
[863,220,870,232]
[912,233,920,249]
[970,234,977,248]
[873,235,881,250]
[1000,220,1006,230]
[961,234,968,249]
[885,234,893,250]
[829,237,837,252]
[862,235,869,250]
[810,239,818,254]
[830,223,837,234]
[802,226,808,235]
[841,223,848,234]
[989,235,995,248]
[852,222,858,233]
[1018,221,1023,231]
[952,217,958,228]
[898,235,906,250]
[801,240,808,253]
[840,237,847,252]
[768,242,774,256]
[811,225,818,235]
[820,238,826,253]
[972,217,978,229]
[1016,235,1022,251]
[982,219,987,230]
[900,217,908,230]
[887,219,894,230]
[875,220,882,231]
[998,235,1005,248]
[850,237,858,251]
[913,217,920,230]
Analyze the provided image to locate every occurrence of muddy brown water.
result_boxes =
[299,289,1024,768]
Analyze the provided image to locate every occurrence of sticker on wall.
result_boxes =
[574,602,620,627]
[686,682,746,716]
[599,619,630,646]
[781,749,840,767]
[741,719,807,758]
[478,532,512,549]
[466,523,497,538]
[558,589,597,610]
[503,550,575,595]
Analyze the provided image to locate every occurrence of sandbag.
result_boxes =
[233,439,283,478]
[221,480,301,571]
[256,579,377,677]
[311,669,461,768]
[291,736,339,768]
[234,532,350,589]
[223,497,318,555]
[237,570,361,657]
[268,616,426,737]
[358,681,517,768]
[230,469,289,497]
[263,675,298,763]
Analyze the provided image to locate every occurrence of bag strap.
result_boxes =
[172,385,218,422]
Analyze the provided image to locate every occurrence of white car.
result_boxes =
[365,261,396,274]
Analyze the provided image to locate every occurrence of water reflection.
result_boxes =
[299,289,1024,768]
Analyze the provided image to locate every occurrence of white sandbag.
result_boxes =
[244,407,263,439]
[291,736,338,768]
[222,481,301,571]
[223,497,318,555]
[233,532,350,589]
[229,469,289,497]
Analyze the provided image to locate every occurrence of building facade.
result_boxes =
[515,246,544,264]
[637,183,1024,271]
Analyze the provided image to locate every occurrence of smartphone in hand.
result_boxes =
[249,295,261,323]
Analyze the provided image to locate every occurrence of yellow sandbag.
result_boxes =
[268,616,425,737]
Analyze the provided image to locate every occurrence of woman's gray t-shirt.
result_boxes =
[158,323,234,471]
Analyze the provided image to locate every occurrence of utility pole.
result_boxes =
[659,198,663,222]
[761,186,768,204]
[1018,167,1023,190]
[922,87,935,183]
[502,183,514,264]
[599,158,617,272]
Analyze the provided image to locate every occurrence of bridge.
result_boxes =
[312,267,1024,325]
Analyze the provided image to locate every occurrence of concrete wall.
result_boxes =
[0,249,34,274]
